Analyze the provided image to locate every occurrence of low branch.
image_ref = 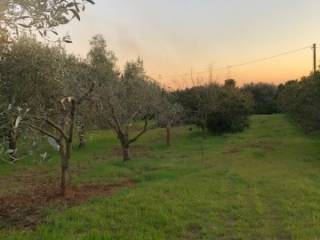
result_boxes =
[129,118,148,144]
[77,81,95,105]
[106,119,121,137]
[28,124,60,143]
[33,116,68,140]
[106,98,123,136]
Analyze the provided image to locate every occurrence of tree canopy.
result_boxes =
[0,0,94,42]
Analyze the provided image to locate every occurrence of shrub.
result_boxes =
[206,87,253,134]
[174,81,253,134]
[242,83,278,114]
[277,73,320,132]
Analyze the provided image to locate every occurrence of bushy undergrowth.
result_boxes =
[174,82,253,134]
[242,83,278,114]
[206,87,252,134]
[277,73,320,132]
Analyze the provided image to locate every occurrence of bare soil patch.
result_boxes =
[0,176,134,229]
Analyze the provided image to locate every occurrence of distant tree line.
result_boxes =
[174,80,282,135]
[242,83,278,114]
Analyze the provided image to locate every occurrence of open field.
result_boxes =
[1,114,320,239]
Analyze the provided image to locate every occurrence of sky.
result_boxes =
[58,0,320,87]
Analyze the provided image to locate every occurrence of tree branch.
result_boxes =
[129,118,148,144]
[33,116,68,140]
[28,124,60,143]
[67,98,76,143]
[77,81,95,105]
[106,98,123,136]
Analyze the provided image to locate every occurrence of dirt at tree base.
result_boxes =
[0,178,134,229]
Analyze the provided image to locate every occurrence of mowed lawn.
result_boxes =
[1,114,320,239]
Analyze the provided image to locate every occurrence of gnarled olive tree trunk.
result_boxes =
[77,124,86,149]
[111,119,149,162]
[121,136,130,162]
[6,129,18,160]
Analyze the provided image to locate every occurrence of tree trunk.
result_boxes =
[60,156,68,197]
[122,143,130,162]
[166,124,171,146]
[78,128,86,149]
[7,130,17,161]
[203,127,208,139]
[77,119,86,149]
[60,142,71,197]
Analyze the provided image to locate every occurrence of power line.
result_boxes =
[158,44,313,79]
[227,45,312,69]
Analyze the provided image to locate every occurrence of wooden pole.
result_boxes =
[313,43,317,74]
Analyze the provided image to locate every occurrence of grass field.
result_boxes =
[1,114,320,239]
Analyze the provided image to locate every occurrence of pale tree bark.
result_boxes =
[77,120,86,149]
[6,129,17,160]
[59,98,76,196]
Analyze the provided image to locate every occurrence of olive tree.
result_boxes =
[63,54,95,148]
[27,48,94,196]
[157,99,184,146]
[0,36,64,159]
[97,58,162,161]
[29,92,93,196]
[0,36,94,194]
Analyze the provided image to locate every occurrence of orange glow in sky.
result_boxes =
[57,0,320,88]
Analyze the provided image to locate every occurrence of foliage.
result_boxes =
[0,36,65,159]
[97,57,163,161]
[0,0,95,42]
[277,73,320,132]
[157,100,184,128]
[156,95,184,146]
[174,81,253,134]
[224,78,236,88]
[173,87,200,124]
[206,85,253,134]
[87,34,118,86]
[242,83,278,114]
[0,36,65,112]
[0,35,95,194]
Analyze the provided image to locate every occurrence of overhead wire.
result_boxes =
[156,44,313,80]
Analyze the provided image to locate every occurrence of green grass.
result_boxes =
[1,114,320,239]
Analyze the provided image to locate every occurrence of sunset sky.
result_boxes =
[58,0,319,87]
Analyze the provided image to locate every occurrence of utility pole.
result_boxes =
[312,43,317,74]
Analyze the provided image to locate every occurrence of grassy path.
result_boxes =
[1,115,320,239]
